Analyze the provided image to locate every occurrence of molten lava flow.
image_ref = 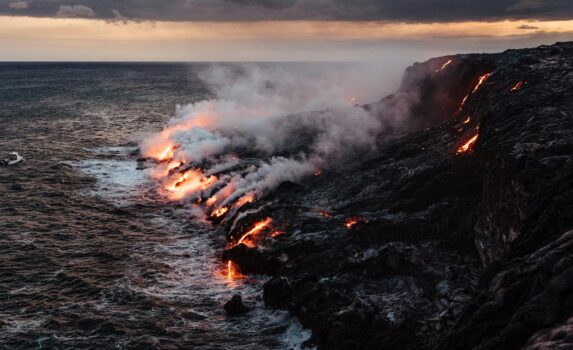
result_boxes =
[435,59,453,72]
[511,81,524,91]
[168,161,184,171]
[318,210,332,218]
[456,134,479,154]
[345,218,358,229]
[234,193,255,209]
[472,73,492,93]
[154,145,176,162]
[271,230,284,237]
[212,206,229,218]
[236,217,273,246]
[227,260,238,279]
[149,160,185,180]
[458,95,469,112]
[200,176,218,191]
[314,170,322,176]
[165,170,217,201]
[206,195,218,207]
[463,116,471,124]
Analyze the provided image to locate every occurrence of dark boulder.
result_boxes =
[224,294,251,316]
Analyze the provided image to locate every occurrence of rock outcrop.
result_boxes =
[222,42,573,349]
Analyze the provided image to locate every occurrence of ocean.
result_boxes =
[0,63,311,349]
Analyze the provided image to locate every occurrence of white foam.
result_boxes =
[70,147,150,205]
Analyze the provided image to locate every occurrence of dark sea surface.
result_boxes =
[0,63,310,349]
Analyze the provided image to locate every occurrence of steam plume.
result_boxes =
[141,63,397,216]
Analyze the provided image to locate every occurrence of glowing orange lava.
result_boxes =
[456,134,479,154]
[458,95,469,112]
[165,170,217,201]
[463,116,471,124]
[234,193,255,209]
[236,217,273,246]
[227,260,237,279]
[345,218,358,229]
[206,195,218,207]
[435,59,453,72]
[314,170,322,176]
[271,230,284,237]
[212,206,229,218]
[472,73,492,93]
[510,81,524,91]
[158,146,173,161]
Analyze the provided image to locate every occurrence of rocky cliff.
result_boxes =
[220,41,573,349]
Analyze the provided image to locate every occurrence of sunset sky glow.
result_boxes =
[1,0,572,61]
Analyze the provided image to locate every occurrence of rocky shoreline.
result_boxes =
[220,42,573,349]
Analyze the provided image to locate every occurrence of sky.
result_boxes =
[0,0,572,62]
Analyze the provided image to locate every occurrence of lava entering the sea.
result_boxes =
[227,260,240,279]
[165,170,217,201]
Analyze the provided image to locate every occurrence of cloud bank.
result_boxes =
[1,0,573,22]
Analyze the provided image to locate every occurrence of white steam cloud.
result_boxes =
[141,63,401,216]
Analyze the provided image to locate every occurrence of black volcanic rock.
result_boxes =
[263,276,293,308]
[224,294,251,316]
[223,41,573,349]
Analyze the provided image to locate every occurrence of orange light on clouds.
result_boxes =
[3,16,573,42]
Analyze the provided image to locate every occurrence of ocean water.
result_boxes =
[0,63,311,349]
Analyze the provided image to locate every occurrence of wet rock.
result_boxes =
[224,294,251,316]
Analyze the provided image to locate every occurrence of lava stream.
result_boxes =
[511,81,524,91]
[456,134,479,154]
[435,59,453,72]
[236,217,273,246]
[472,73,492,93]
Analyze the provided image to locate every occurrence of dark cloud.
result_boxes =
[518,24,541,29]
[1,0,572,22]
[224,0,297,10]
